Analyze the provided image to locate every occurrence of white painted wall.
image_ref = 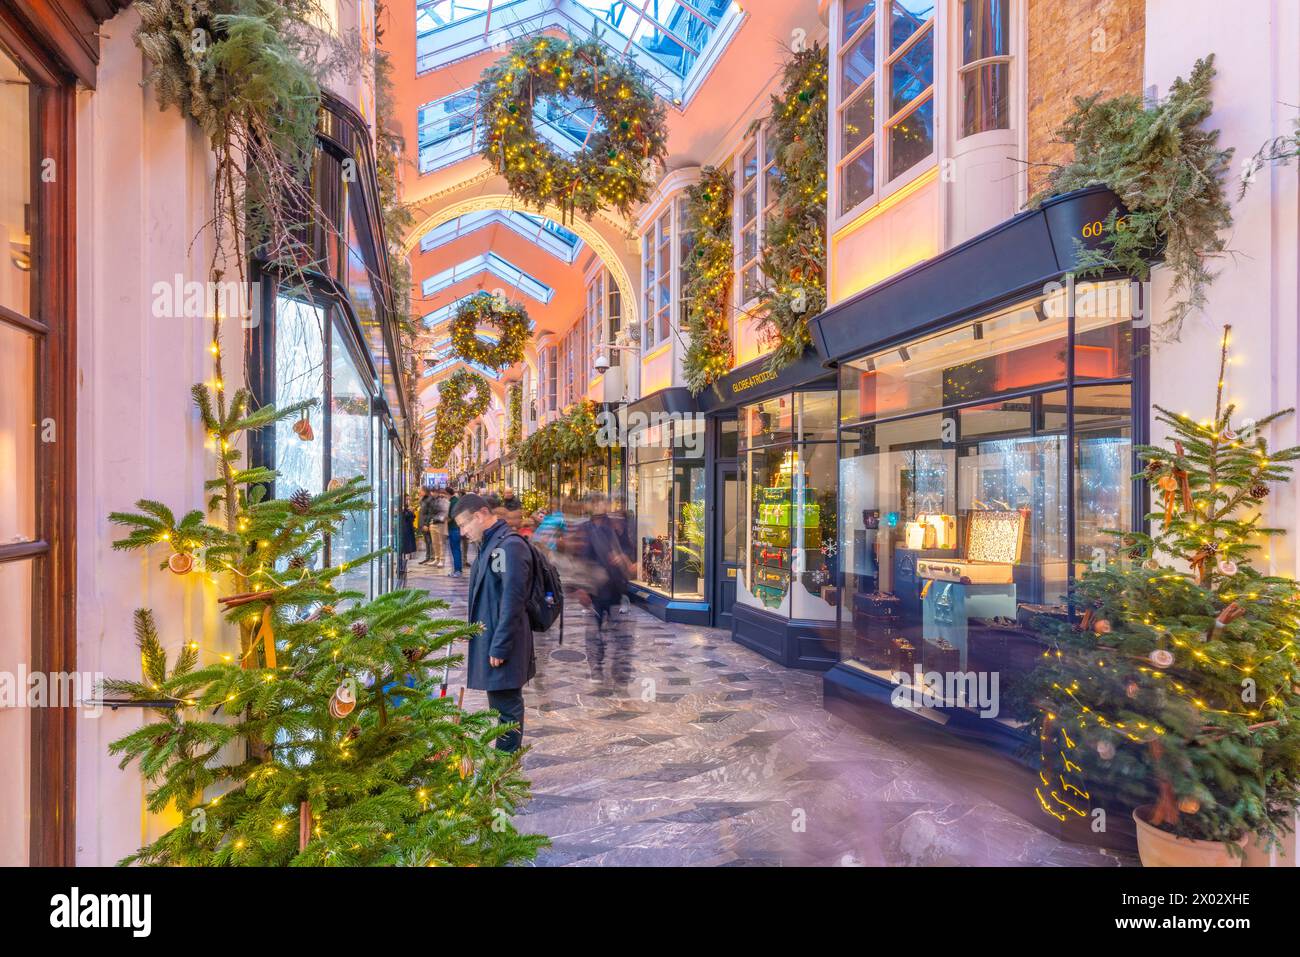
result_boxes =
[1145,0,1300,568]
[74,7,237,865]
[1145,0,1300,866]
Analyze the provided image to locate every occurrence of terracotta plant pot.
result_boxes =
[1132,806,1245,867]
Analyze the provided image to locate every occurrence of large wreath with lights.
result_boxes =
[477,36,669,220]
[428,369,492,468]
[450,292,529,371]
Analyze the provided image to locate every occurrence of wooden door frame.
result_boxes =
[0,5,80,867]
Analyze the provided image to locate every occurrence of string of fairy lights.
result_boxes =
[1036,326,1300,826]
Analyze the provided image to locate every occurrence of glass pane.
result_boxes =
[840,23,876,92]
[739,444,794,617]
[719,418,739,459]
[742,223,758,263]
[742,185,758,227]
[740,394,795,448]
[672,462,706,597]
[274,297,326,500]
[889,26,934,114]
[837,412,1068,715]
[1072,383,1133,565]
[840,295,1068,424]
[963,0,1010,62]
[843,0,876,37]
[961,62,1010,136]
[889,94,933,179]
[799,390,839,442]
[742,144,758,183]
[0,47,33,318]
[0,321,36,544]
[842,85,875,156]
[722,470,739,562]
[331,323,374,600]
[0,557,32,865]
[634,458,672,591]
[840,147,875,213]
[792,441,839,622]
[890,0,935,52]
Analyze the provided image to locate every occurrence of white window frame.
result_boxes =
[641,208,675,350]
[831,0,939,229]
[734,127,778,311]
[956,0,1012,139]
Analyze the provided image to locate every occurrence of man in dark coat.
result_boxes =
[417,488,437,564]
[451,493,537,752]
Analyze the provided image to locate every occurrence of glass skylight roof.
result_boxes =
[420,251,555,303]
[415,0,744,107]
[418,209,583,263]
[421,294,542,334]
[419,86,604,173]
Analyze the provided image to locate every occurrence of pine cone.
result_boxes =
[288,554,307,570]
[1250,483,1269,499]
[1145,460,1163,476]
[346,725,361,740]
[350,620,369,639]
[290,488,312,515]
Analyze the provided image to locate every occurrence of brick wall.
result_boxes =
[1026,0,1146,196]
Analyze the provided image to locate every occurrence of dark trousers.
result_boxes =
[448,524,463,573]
[422,529,433,561]
[486,688,525,753]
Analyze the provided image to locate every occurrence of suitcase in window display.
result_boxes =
[891,638,918,673]
[923,637,961,676]
[852,591,901,669]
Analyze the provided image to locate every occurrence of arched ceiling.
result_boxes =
[379,1,827,402]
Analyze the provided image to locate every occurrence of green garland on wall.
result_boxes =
[450,292,530,371]
[681,165,735,394]
[756,44,828,372]
[507,383,523,450]
[477,36,669,220]
[514,399,602,477]
[1029,55,1232,340]
[428,369,490,469]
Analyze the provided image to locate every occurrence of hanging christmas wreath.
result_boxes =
[477,36,669,220]
[428,369,492,468]
[450,292,530,371]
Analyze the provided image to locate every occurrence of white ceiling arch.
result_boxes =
[401,192,639,345]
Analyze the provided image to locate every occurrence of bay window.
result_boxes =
[835,0,936,217]
[959,0,1011,137]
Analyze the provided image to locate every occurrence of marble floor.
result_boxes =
[406,560,1130,867]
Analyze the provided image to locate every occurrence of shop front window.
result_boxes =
[738,391,839,621]
[274,295,326,499]
[835,285,1136,716]
[330,319,374,599]
[630,419,705,597]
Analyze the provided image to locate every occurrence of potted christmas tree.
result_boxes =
[101,377,548,866]
[1024,327,1300,865]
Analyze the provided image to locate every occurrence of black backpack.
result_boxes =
[511,532,564,632]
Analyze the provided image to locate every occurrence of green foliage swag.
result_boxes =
[105,383,545,866]
[1030,55,1233,340]
[756,44,828,373]
[477,36,668,220]
[1020,328,1300,853]
[516,399,602,477]
[507,383,523,450]
[429,369,491,470]
[450,293,530,372]
[681,165,734,394]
